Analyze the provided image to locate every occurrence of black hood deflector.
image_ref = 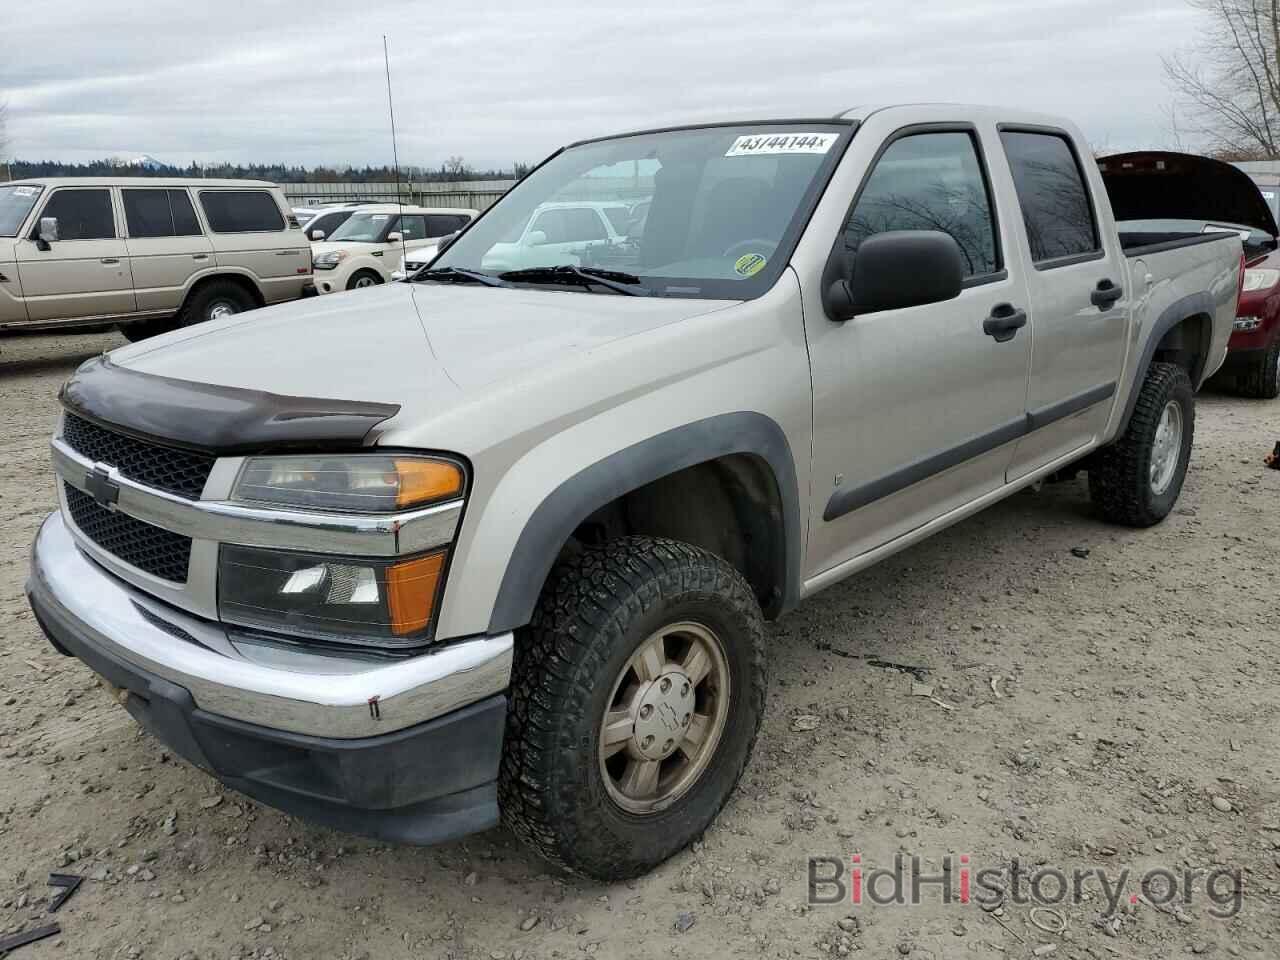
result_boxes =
[60,356,401,455]
[1099,151,1279,238]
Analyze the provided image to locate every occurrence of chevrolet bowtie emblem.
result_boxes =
[85,465,120,509]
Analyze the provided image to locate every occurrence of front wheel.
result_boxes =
[500,536,765,881]
[346,270,383,291]
[1089,361,1195,527]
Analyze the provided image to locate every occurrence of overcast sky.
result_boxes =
[5,0,1208,169]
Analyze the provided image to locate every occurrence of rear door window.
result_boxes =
[198,190,285,233]
[40,189,116,240]
[844,130,1001,280]
[124,189,203,238]
[1000,131,1100,264]
[424,214,468,236]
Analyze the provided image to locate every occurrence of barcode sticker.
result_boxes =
[725,133,838,157]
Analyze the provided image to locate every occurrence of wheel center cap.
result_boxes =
[632,671,695,760]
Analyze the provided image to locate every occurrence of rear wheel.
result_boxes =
[499,536,765,881]
[346,270,382,291]
[1089,362,1195,527]
[1239,337,1280,400]
[179,280,256,328]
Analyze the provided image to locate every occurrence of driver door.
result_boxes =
[15,187,135,321]
[804,126,1032,576]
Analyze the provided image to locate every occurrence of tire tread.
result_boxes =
[499,535,765,880]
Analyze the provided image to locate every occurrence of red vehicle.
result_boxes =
[1101,152,1280,398]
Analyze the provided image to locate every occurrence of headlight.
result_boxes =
[231,454,464,513]
[219,544,447,646]
[222,454,466,647]
[312,250,348,270]
[1242,268,1280,292]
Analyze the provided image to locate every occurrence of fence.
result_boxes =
[283,180,515,211]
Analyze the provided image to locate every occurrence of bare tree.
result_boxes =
[441,155,471,180]
[1163,0,1280,158]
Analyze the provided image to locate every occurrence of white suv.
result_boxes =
[310,205,476,293]
[479,200,632,272]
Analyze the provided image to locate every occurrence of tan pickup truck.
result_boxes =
[27,105,1251,881]
[0,178,311,340]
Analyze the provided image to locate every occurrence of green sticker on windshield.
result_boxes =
[734,253,767,277]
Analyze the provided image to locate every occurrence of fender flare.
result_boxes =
[1116,291,1215,437]
[486,411,802,634]
[181,267,266,307]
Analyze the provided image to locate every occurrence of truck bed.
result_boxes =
[1117,230,1238,258]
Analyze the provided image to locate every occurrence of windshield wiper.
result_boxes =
[499,265,649,296]
[415,266,511,288]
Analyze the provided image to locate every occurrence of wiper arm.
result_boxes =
[499,265,649,296]
[415,267,510,288]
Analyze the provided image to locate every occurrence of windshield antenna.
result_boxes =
[383,35,408,269]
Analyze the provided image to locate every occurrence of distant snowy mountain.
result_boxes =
[127,154,166,170]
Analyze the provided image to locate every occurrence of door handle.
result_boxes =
[1090,278,1123,308]
[192,253,209,261]
[983,303,1027,342]
[100,257,120,265]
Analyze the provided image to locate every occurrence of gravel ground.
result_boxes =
[1,329,1278,960]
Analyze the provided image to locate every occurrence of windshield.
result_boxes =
[428,123,852,298]
[0,185,43,237]
[329,212,394,243]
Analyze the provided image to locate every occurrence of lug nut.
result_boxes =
[639,704,653,720]
[663,739,674,752]
[682,713,691,726]
[681,682,690,697]
[642,735,654,748]
[660,678,671,693]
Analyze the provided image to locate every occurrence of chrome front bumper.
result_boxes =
[28,512,512,739]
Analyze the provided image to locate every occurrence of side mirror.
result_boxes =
[36,216,59,250]
[386,231,403,244]
[435,231,459,254]
[825,230,964,321]
[526,230,548,246]
[310,228,326,241]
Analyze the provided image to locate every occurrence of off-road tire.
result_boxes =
[179,280,255,328]
[346,270,383,291]
[499,536,766,881]
[1239,336,1280,400]
[1089,362,1194,527]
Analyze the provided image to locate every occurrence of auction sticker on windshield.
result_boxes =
[725,133,838,157]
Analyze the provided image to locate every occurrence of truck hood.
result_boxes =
[1100,151,1280,238]
[106,282,731,435]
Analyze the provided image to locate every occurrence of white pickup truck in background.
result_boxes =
[28,104,1251,881]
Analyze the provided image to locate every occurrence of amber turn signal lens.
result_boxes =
[395,459,464,508]
[387,551,447,635]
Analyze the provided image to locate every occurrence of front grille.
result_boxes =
[64,484,192,583]
[61,413,215,500]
